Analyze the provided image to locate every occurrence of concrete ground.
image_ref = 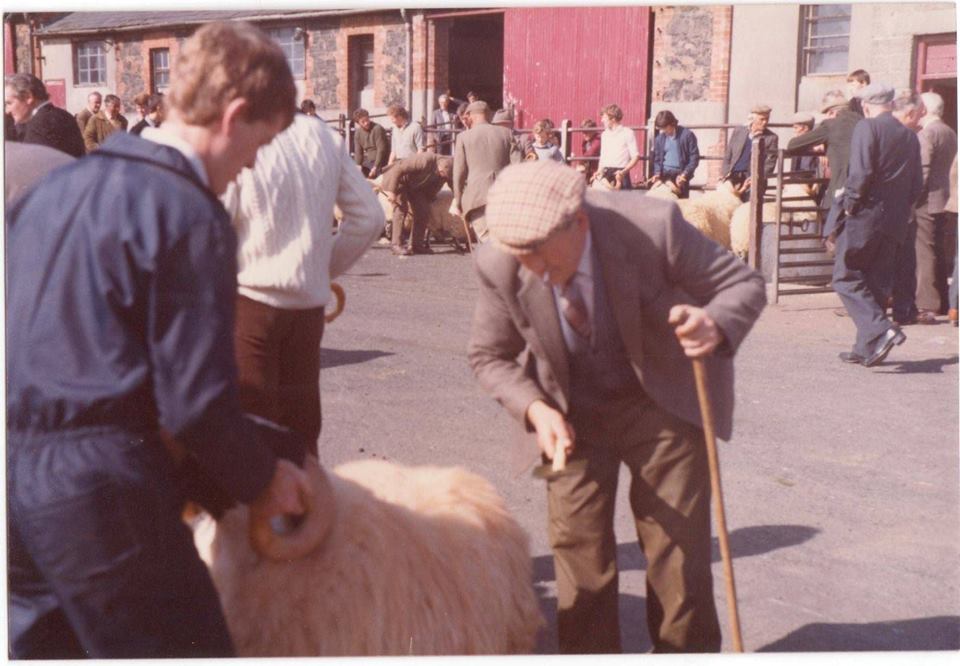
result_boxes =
[317,240,959,658]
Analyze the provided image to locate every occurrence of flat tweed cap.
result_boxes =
[466,100,490,114]
[751,103,772,116]
[791,111,815,125]
[858,82,894,105]
[485,161,586,255]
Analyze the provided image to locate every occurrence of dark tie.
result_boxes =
[559,278,592,342]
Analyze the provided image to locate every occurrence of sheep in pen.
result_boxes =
[192,456,543,656]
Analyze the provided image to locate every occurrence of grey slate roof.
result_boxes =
[37,10,377,35]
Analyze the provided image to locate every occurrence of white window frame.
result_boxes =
[151,48,170,93]
[269,27,306,79]
[800,4,852,76]
[74,41,107,86]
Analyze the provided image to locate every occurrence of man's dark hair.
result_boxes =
[352,107,370,122]
[146,93,164,114]
[300,98,316,114]
[4,73,48,103]
[654,110,678,129]
[104,94,121,106]
[847,69,871,85]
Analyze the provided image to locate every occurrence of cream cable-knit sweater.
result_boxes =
[222,113,384,309]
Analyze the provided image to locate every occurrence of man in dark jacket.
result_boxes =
[6,22,322,659]
[648,110,700,198]
[4,72,85,157]
[832,83,922,367]
[720,103,779,202]
[786,90,861,214]
[352,107,389,178]
[380,151,452,255]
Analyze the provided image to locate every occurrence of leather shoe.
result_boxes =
[862,327,906,367]
[838,350,866,364]
[391,245,412,256]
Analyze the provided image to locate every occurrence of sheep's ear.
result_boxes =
[249,460,337,561]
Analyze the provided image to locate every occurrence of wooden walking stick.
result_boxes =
[692,357,745,652]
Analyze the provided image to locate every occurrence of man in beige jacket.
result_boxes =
[451,100,522,241]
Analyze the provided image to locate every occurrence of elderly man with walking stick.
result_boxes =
[467,160,765,653]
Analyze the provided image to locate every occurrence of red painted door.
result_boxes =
[502,7,651,176]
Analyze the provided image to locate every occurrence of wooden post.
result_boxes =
[771,149,784,304]
[560,119,571,164]
[747,136,765,271]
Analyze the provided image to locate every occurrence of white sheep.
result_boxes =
[729,183,819,257]
[644,181,735,249]
[195,458,543,656]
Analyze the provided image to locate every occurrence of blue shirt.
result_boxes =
[662,134,683,172]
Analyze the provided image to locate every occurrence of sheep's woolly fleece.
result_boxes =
[194,459,543,656]
[729,183,819,257]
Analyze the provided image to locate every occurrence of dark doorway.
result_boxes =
[915,33,957,133]
[447,14,504,109]
[349,34,375,113]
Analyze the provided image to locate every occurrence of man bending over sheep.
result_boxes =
[6,22,322,658]
[468,161,766,653]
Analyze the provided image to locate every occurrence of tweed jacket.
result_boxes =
[19,102,85,158]
[468,190,767,441]
[785,108,860,210]
[917,118,958,214]
[453,122,522,216]
[380,151,448,200]
[721,125,779,179]
[83,112,128,153]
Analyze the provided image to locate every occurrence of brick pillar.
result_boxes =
[707,6,733,186]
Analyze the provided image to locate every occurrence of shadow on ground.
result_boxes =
[876,355,959,374]
[758,615,960,651]
[531,524,818,583]
[320,348,394,369]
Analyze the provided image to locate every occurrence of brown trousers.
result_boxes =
[391,192,431,251]
[233,294,325,456]
[547,396,721,654]
[915,205,958,313]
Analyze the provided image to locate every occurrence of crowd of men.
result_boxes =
[2,20,956,659]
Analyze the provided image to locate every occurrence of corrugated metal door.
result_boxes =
[503,7,651,132]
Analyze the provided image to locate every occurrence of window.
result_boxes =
[150,48,170,93]
[269,27,305,78]
[74,41,107,85]
[800,4,851,75]
[349,34,375,111]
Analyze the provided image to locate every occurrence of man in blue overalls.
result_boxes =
[6,22,323,657]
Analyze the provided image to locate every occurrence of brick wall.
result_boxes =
[115,33,181,114]
[651,5,733,185]
[328,12,406,113]
[308,22,339,110]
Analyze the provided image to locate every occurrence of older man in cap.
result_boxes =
[832,83,922,366]
[451,100,522,241]
[721,103,779,201]
[786,90,861,214]
[468,160,766,653]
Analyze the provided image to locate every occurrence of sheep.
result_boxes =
[645,181,680,200]
[729,182,819,257]
[194,457,543,657]
[643,181,736,249]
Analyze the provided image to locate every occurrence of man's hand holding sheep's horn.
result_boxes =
[467,160,765,654]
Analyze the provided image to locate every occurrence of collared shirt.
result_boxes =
[141,126,209,187]
[598,124,639,169]
[551,229,595,351]
[31,100,52,117]
[391,120,425,159]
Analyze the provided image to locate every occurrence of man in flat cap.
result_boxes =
[451,100,522,241]
[720,103,779,202]
[786,90,861,214]
[468,160,766,653]
[832,82,922,366]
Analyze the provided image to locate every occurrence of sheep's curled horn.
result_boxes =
[249,459,337,561]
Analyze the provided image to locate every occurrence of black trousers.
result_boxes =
[8,428,234,658]
[891,222,918,323]
[832,226,899,357]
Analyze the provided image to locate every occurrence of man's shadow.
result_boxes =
[320,348,393,369]
[875,355,958,374]
[531,524,818,653]
[759,615,960,651]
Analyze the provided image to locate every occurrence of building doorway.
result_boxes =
[916,32,957,132]
[447,13,504,109]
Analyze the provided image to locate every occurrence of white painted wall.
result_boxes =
[41,38,117,116]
